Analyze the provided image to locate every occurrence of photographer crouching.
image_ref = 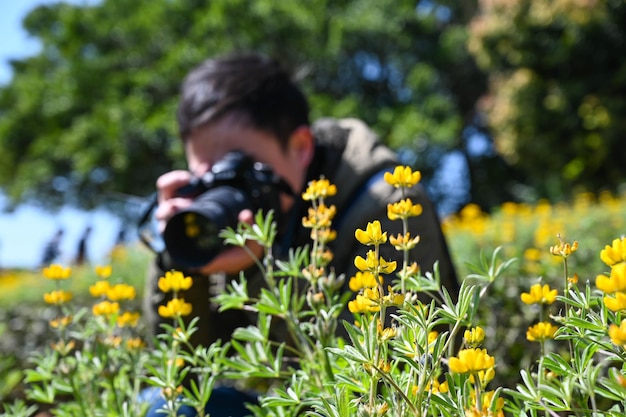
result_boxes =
[140,51,459,416]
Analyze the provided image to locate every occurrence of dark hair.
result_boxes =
[176,52,310,147]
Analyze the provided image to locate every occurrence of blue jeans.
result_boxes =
[140,386,258,417]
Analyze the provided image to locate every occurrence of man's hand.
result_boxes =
[155,170,195,233]
[156,170,263,274]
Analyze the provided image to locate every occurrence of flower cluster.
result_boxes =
[302,178,338,271]
[597,237,626,346]
[157,270,193,319]
[450,327,503,416]
[90,265,140,327]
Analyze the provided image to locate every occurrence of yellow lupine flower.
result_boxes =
[158,271,193,293]
[158,298,193,318]
[412,379,449,395]
[310,228,337,243]
[106,283,137,301]
[389,233,421,251]
[348,271,380,292]
[43,290,73,305]
[355,220,387,245]
[302,204,336,228]
[94,265,112,279]
[520,284,558,305]
[89,280,111,298]
[382,286,404,306]
[448,348,495,374]
[464,326,486,347]
[384,166,421,188]
[117,311,141,327]
[301,178,337,201]
[466,391,505,417]
[42,264,72,280]
[603,292,626,312]
[601,237,626,267]
[596,262,626,294]
[354,250,397,274]
[469,367,496,387]
[92,300,120,317]
[49,315,72,328]
[387,199,423,221]
[348,288,381,313]
[526,321,558,342]
[550,238,579,257]
[609,319,626,346]
[126,337,146,350]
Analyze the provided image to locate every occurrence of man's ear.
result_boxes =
[288,126,315,167]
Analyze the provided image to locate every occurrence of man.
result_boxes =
[142,51,458,416]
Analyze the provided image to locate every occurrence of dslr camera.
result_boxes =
[155,151,291,269]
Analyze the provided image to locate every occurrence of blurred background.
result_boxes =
[0,0,624,270]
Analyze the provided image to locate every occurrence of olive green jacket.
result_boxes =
[143,118,459,348]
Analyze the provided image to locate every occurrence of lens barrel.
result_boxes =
[163,186,251,268]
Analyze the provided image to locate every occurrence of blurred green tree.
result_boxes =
[467,0,626,201]
[0,0,489,212]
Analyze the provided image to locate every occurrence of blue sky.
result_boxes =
[0,0,125,269]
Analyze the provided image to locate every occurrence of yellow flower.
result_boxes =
[43,290,73,305]
[49,315,73,329]
[609,319,626,346]
[384,166,421,188]
[348,271,380,292]
[348,288,381,313]
[520,284,558,305]
[596,262,626,294]
[94,265,112,279]
[42,264,71,280]
[158,271,193,293]
[466,390,505,417]
[526,321,558,342]
[387,199,423,221]
[126,337,146,350]
[389,233,421,251]
[382,286,404,306]
[302,178,337,201]
[354,250,397,274]
[92,300,120,317]
[412,379,449,395]
[89,280,111,298]
[601,237,626,267]
[310,228,337,243]
[355,220,387,245]
[377,322,397,341]
[549,237,579,258]
[469,367,496,387]
[302,204,337,228]
[106,283,137,301]
[449,348,495,374]
[117,311,141,327]
[603,292,626,312]
[158,298,193,318]
[523,247,542,262]
[464,326,486,347]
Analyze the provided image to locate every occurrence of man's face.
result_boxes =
[184,115,310,212]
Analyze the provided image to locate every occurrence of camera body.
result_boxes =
[162,151,286,268]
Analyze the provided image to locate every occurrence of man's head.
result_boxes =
[176,52,315,203]
[177,52,310,147]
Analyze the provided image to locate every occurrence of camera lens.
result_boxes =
[163,186,251,268]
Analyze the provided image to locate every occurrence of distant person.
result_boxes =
[74,226,92,266]
[40,228,64,267]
